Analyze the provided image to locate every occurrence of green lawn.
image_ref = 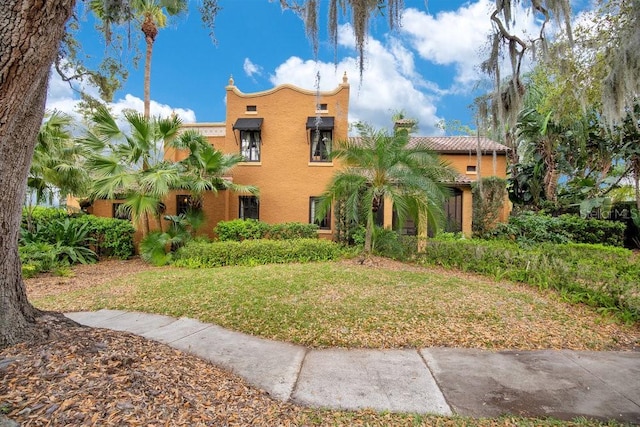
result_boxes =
[33,259,639,351]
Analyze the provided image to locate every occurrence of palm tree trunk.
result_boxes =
[0,0,75,348]
[142,16,156,120]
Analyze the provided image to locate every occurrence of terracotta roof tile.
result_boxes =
[410,136,509,153]
[347,136,509,154]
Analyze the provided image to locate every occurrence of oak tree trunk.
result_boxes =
[0,0,75,348]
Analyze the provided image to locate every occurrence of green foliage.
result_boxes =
[49,219,97,265]
[267,222,319,240]
[352,226,415,260]
[21,206,68,230]
[419,239,640,322]
[214,219,270,241]
[21,217,98,265]
[214,219,318,242]
[490,211,626,246]
[140,231,173,266]
[19,242,58,277]
[319,121,456,253]
[472,177,507,235]
[173,239,345,268]
[74,215,135,259]
[21,208,134,260]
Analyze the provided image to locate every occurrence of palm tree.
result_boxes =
[90,0,187,118]
[81,107,256,237]
[81,105,182,236]
[29,111,89,209]
[173,130,259,206]
[317,122,456,253]
[137,0,187,118]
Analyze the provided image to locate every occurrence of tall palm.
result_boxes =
[90,0,187,119]
[317,122,456,253]
[137,0,187,118]
[81,105,182,236]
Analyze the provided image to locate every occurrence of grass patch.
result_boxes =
[34,260,639,351]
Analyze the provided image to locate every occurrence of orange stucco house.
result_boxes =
[88,73,509,239]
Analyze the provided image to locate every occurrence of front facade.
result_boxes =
[89,74,509,239]
[162,74,350,238]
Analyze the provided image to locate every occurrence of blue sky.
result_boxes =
[46,0,548,135]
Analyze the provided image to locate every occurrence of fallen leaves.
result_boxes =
[1,323,305,426]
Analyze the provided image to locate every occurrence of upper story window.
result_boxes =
[310,197,331,230]
[466,165,477,174]
[233,118,263,162]
[316,103,328,112]
[306,116,335,163]
[246,105,257,112]
[310,129,332,162]
[240,130,261,161]
[239,196,259,220]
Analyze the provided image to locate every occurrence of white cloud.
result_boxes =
[270,24,443,135]
[45,69,197,123]
[243,58,263,79]
[400,0,541,90]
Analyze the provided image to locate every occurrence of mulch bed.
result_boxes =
[1,316,307,426]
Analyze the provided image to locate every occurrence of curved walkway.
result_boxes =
[66,310,640,424]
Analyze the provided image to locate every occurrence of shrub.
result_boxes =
[557,214,626,246]
[371,227,411,260]
[20,208,135,260]
[214,219,320,242]
[490,211,626,246]
[472,177,507,235]
[266,222,319,240]
[49,219,97,265]
[22,206,68,231]
[140,232,173,266]
[74,215,135,259]
[214,219,270,241]
[418,239,639,322]
[173,238,345,268]
[19,242,58,276]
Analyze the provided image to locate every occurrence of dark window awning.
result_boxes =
[306,116,334,130]
[233,118,263,131]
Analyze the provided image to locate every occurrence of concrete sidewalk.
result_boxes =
[66,310,640,424]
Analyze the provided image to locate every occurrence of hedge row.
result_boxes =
[214,219,319,241]
[419,239,639,322]
[489,212,626,246]
[173,238,345,268]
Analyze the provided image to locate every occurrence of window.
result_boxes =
[316,103,328,111]
[310,197,330,230]
[176,195,192,216]
[112,203,131,220]
[246,105,257,112]
[240,130,261,162]
[233,118,263,162]
[306,116,335,163]
[466,165,477,173]
[310,129,332,162]
[444,188,463,232]
[239,196,259,220]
